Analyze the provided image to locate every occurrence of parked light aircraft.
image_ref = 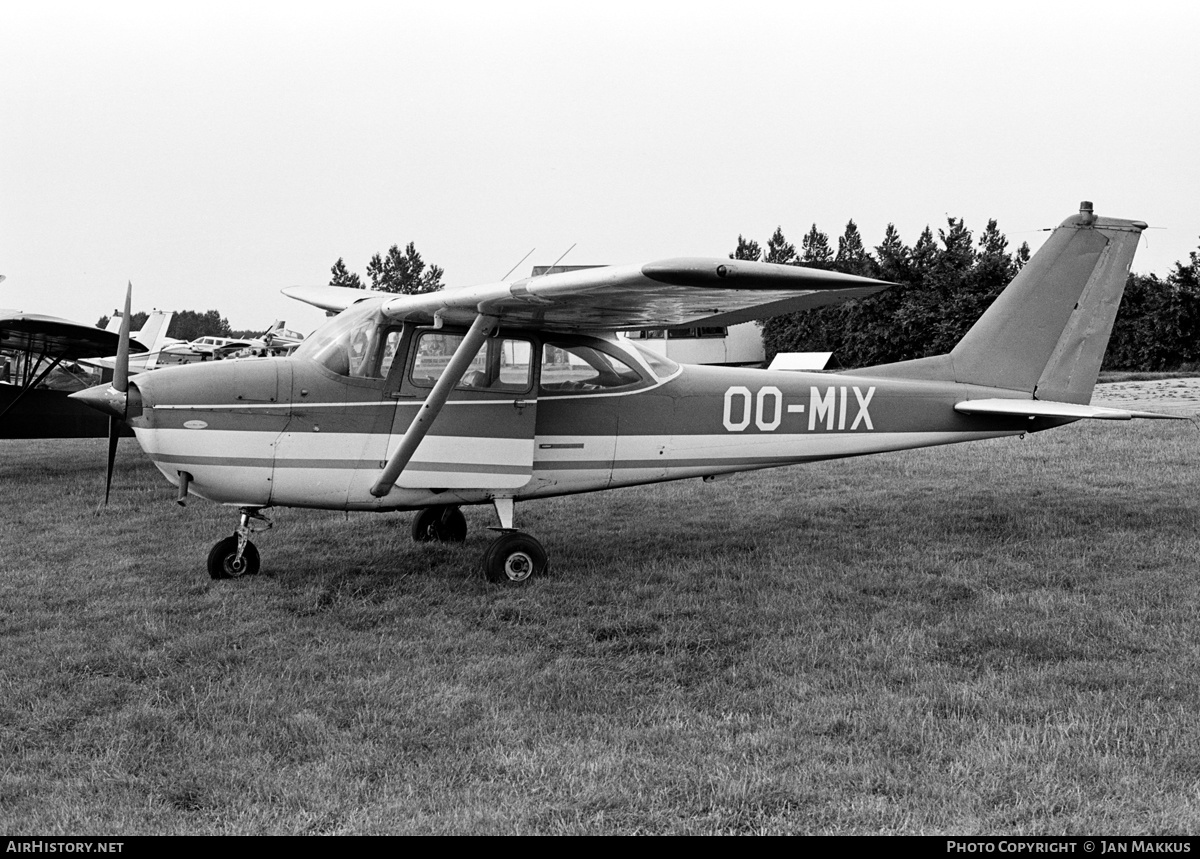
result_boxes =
[73,203,1175,583]
[0,308,147,438]
[85,310,176,373]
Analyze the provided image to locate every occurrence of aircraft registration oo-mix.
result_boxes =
[72,203,1177,583]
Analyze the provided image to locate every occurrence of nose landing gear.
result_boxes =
[207,507,272,580]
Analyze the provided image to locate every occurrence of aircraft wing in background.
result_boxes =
[0,312,148,362]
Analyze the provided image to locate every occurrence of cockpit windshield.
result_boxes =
[291,299,389,378]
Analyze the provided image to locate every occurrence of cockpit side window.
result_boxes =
[379,328,405,379]
[409,331,533,393]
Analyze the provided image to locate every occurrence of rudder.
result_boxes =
[863,202,1147,404]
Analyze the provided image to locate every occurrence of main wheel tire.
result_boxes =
[481,532,547,584]
[207,535,261,580]
[411,506,467,543]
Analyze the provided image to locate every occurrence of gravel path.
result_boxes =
[1091,378,1200,416]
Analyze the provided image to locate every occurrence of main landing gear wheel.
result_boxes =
[412,506,468,543]
[481,532,547,584]
[207,535,261,579]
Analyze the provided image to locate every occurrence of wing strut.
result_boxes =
[0,352,66,421]
[370,313,499,498]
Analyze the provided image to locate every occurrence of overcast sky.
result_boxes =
[3,0,1198,335]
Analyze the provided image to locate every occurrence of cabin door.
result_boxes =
[388,328,538,490]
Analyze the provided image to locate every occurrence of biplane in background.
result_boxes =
[0,308,149,439]
[73,203,1178,583]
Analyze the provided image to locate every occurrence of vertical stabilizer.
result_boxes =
[133,310,175,353]
[131,310,176,371]
[864,203,1147,404]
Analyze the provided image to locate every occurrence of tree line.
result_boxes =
[328,242,444,294]
[95,309,236,343]
[731,218,1200,371]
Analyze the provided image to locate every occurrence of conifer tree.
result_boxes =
[800,225,833,268]
[764,227,797,265]
[329,257,363,289]
[834,220,873,277]
[366,243,445,295]
[731,236,763,262]
[328,242,444,295]
[874,224,910,283]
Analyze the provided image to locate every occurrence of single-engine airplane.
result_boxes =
[73,203,1176,583]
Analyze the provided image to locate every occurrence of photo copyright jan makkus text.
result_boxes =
[947,843,1192,854]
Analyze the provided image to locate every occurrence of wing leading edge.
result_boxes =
[285,259,894,331]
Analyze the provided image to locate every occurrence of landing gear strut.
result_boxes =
[207,507,271,580]
[481,497,547,584]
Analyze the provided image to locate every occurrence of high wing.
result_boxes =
[0,312,147,361]
[284,259,893,331]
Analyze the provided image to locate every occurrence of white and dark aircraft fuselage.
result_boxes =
[72,204,1173,582]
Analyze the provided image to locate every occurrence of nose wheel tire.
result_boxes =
[412,506,468,543]
[207,535,261,580]
[481,532,547,584]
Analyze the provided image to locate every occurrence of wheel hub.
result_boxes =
[225,557,248,577]
[504,551,534,582]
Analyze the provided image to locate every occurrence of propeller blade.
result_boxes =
[102,415,120,507]
[114,281,132,393]
[97,281,131,509]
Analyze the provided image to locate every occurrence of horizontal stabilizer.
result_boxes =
[954,398,1184,421]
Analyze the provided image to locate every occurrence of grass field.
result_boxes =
[3,416,1200,834]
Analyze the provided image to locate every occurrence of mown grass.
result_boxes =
[3,418,1200,834]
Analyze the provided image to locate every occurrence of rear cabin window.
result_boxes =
[628,341,681,379]
[410,331,533,392]
[540,343,642,395]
